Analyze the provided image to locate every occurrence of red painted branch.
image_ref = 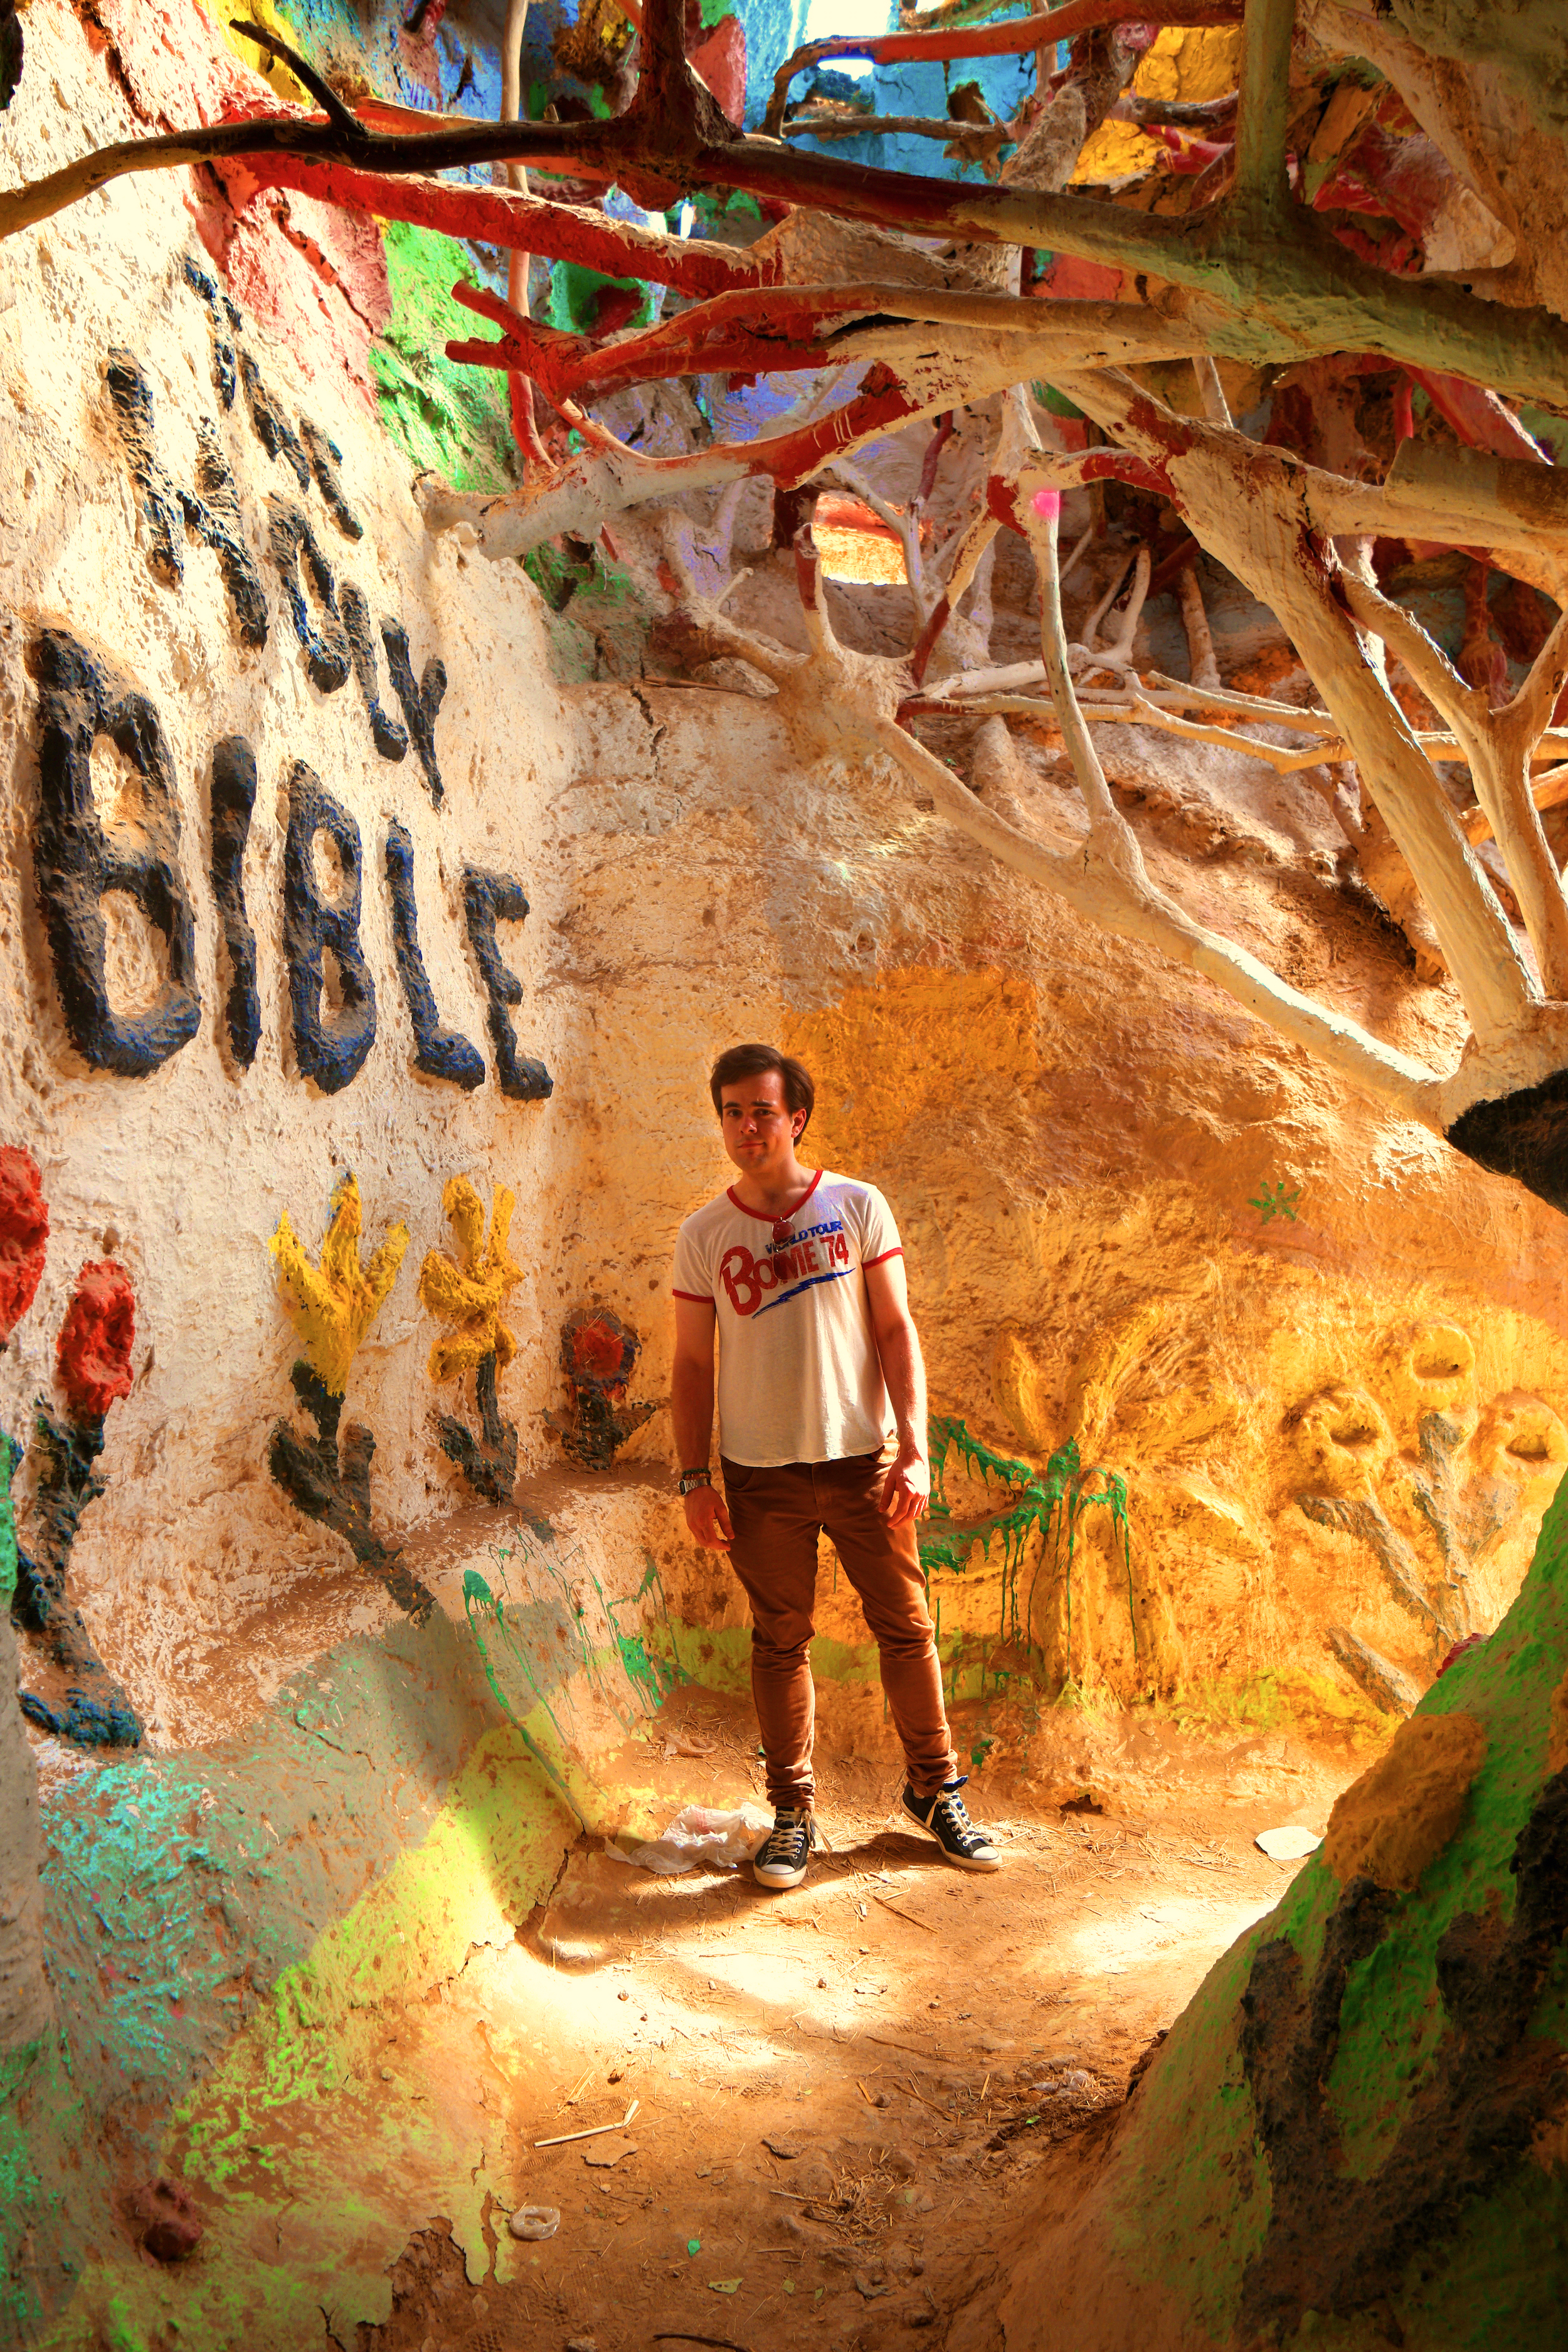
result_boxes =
[445,277,1163,406]
[794,523,823,613]
[1407,369,1549,465]
[509,373,550,470]
[1148,536,1200,593]
[246,154,765,300]
[909,595,953,686]
[916,413,956,509]
[447,279,917,405]
[628,364,934,496]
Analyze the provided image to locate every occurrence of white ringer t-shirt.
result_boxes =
[672,1168,904,1468]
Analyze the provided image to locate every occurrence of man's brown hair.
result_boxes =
[709,1042,815,1136]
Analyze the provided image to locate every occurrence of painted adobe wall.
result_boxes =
[0,4,590,1744]
[9,0,1568,1771]
[8,3,1568,2335]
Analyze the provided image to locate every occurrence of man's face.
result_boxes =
[719,1069,801,1175]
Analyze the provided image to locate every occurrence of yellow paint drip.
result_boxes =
[418,1175,523,1384]
[268,1173,410,1397]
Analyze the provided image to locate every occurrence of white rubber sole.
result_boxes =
[905,1799,1004,1870]
[931,1843,1003,1872]
[753,1858,810,1890]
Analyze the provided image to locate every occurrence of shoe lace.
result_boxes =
[932,1789,985,1849]
[760,1811,808,1864]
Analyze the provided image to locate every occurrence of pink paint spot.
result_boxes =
[1032,489,1062,521]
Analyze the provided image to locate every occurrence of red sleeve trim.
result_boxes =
[862,1247,904,1268]
[672,1288,714,1302]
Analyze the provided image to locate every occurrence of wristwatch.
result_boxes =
[677,1468,713,1496]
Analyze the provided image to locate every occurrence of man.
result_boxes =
[671,1041,1000,1890]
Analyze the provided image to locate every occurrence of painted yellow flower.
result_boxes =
[418,1176,522,1385]
[269,1173,410,1397]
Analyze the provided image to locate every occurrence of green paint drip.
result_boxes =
[920,1416,1135,1681]
[460,1535,692,1817]
[460,1567,583,1821]
[0,1435,16,1609]
[369,220,517,494]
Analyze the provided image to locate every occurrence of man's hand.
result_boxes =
[879,1444,930,1527]
[683,1482,734,1548]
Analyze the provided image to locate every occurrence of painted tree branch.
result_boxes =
[442,277,1209,410]
[1342,573,1568,1000]
[9,14,1568,417]
[430,304,1207,559]
[1232,0,1295,223]
[761,1,1244,139]
[246,154,763,299]
[652,475,1442,1125]
[1040,368,1542,1057]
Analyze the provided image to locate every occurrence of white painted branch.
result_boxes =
[1059,523,1093,588]
[866,709,1442,1121]
[1059,368,1542,1048]
[662,516,1443,1126]
[1342,573,1568,1000]
[939,511,1002,618]
[1192,356,1232,428]
[1177,563,1222,689]
[1512,605,1568,747]
[1094,547,1153,671]
[1079,557,1131,659]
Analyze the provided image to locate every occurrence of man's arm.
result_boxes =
[671,1295,734,1547]
[864,1254,930,1526]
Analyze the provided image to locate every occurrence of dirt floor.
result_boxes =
[352,1683,1367,2352]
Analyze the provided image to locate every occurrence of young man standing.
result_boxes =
[671,1042,1000,1890]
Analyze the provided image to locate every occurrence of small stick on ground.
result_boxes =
[866,2033,939,2061]
[874,1894,936,1932]
[654,2336,753,2352]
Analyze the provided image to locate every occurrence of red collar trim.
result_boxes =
[726,1168,824,1224]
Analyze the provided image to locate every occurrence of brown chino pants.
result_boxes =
[720,1451,958,1811]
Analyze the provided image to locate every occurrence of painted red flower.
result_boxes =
[0,1145,49,1347]
[57,1261,136,1422]
[563,1310,637,1397]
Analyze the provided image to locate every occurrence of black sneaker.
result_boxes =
[753,1807,817,1890]
[903,1777,1002,1871]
